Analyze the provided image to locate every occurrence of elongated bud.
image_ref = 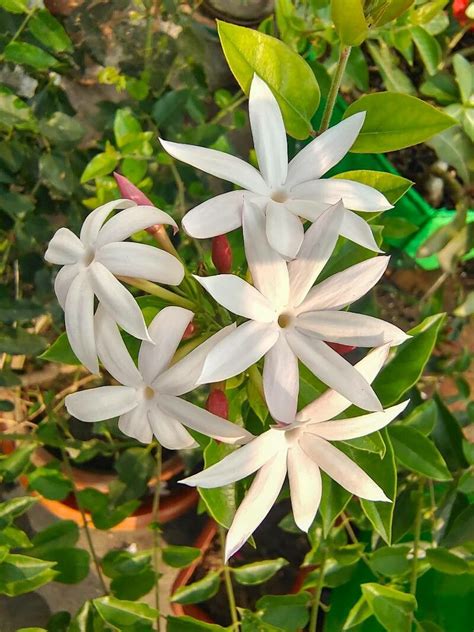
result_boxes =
[182,321,196,340]
[327,342,356,355]
[212,235,232,274]
[114,172,161,235]
[206,387,228,419]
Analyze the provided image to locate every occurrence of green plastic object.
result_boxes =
[291,97,474,270]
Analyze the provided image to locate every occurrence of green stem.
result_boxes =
[210,94,246,125]
[319,45,351,133]
[144,0,160,75]
[60,447,108,595]
[218,527,239,630]
[410,479,424,597]
[309,550,327,632]
[119,276,195,310]
[151,444,162,630]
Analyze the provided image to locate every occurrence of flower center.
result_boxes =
[144,386,155,400]
[83,249,95,266]
[271,189,288,203]
[278,311,293,328]
[285,427,301,445]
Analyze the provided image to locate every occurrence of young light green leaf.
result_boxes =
[80,150,120,183]
[372,0,414,25]
[0,0,28,13]
[217,20,320,139]
[331,0,368,45]
[28,10,73,53]
[334,170,413,204]
[232,558,288,585]
[198,441,237,529]
[345,93,456,152]
[171,570,221,605]
[453,54,473,105]
[39,332,80,365]
[361,583,416,631]
[428,126,473,184]
[114,109,142,149]
[343,595,372,629]
[411,26,442,75]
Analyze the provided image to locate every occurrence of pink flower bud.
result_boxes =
[211,235,232,274]
[182,321,197,340]
[114,172,161,235]
[206,388,229,420]
[327,342,356,355]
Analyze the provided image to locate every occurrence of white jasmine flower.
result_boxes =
[194,201,408,422]
[65,306,252,448]
[160,74,392,258]
[182,346,409,560]
[45,199,184,374]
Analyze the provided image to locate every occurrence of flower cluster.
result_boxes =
[46,74,409,557]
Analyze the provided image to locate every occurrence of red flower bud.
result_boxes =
[114,172,161,235]
[212,235,233,274]
[327,342,356,355]
[453,0,474,28]
[182,321,197,340]
[206,388,229,419]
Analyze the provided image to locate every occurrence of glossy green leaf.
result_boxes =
[29,10,73,53]
[411,26,442,75]
[362,583,416,632]
[93,596,158,626]
[110,568,155,601]
[162,545,201,568]
[0,496,37,523]
[402,400,437,435]
[255,593,310,632]
[345,93,456,152]
[0,443,35,483]
[0,554,57,596]
[426,548,469,574]
[372,0,414,25]
[114,109,142,149]
[166,616,228,631]
[0,0,28,13]
[232,558,288,585]
[319,473,351,537]
[29,520,79,556]
[369,545,411,577]
[366,41,416,94]
[4,42,58,70]
[441,505,474,548]
[342,595,372,629]
[358,429,397,544]
[39,112,84,146]
[80,150,119,184]
[39,332,80,365]
[428,125,473,184]
[101,549,152,578]
[373,313,446,407]
[198,442,237,529]
[453,54,473,105]
[331,0,368,45]
[171,570,221,605]
[0,526,32,550]
[334,170,413,205]
[389,425,451,480]
[28,467,73,500]
[217,21,320,139]
[432,395,468,472]
[43,548,90,584]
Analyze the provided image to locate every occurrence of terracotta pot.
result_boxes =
[0,439,198,530]
[171,518,218,622]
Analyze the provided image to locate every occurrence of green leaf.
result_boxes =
[28,10,73,52]
[43,548,90,584]
[373,0,414,25]
[39,332,80,365]
[232,558,288,585]
[40,153,76,196]
[426,548,469,574]
[81,150,119,184]
[198,442,237,529]
[432,395,468,472]
[331,0,368,45]
[342,595,372,629]
[171,570,221,605]
[166,616,228,631]
[0,526,32,550]
[0,93,35,130]
[334,170,413,205]
[453,54,473,105]
[102,550,152,578]
[319,473,351,537]
[114,109,142,149]
[0,554,57,596]
[402,400,437,435]
[0,329,47,355]
[121,157,147,184]
[359,429,397,544]
[28,467,73,500]
[39,112,84,146]
[373,313,446,407]
[4,42,58,70]
[162,545,201,568]
[428,125,473,184]
[369,545,411,577]
[217,20,320,139]
[110,568,155,601]
[29,520,79,556]
[0,443,36,483]
[93,596,158,627]
[361,583,416,632]
[0,496,37,523]
[114,447,154,502]
[152,90,189,127]
[345,93,456,152]
[441,505,474,548]
[411,26,442,75]
[255,593,310,632]
[0,0,28,13]
[366,41,416,94]
[389,425,451,481]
